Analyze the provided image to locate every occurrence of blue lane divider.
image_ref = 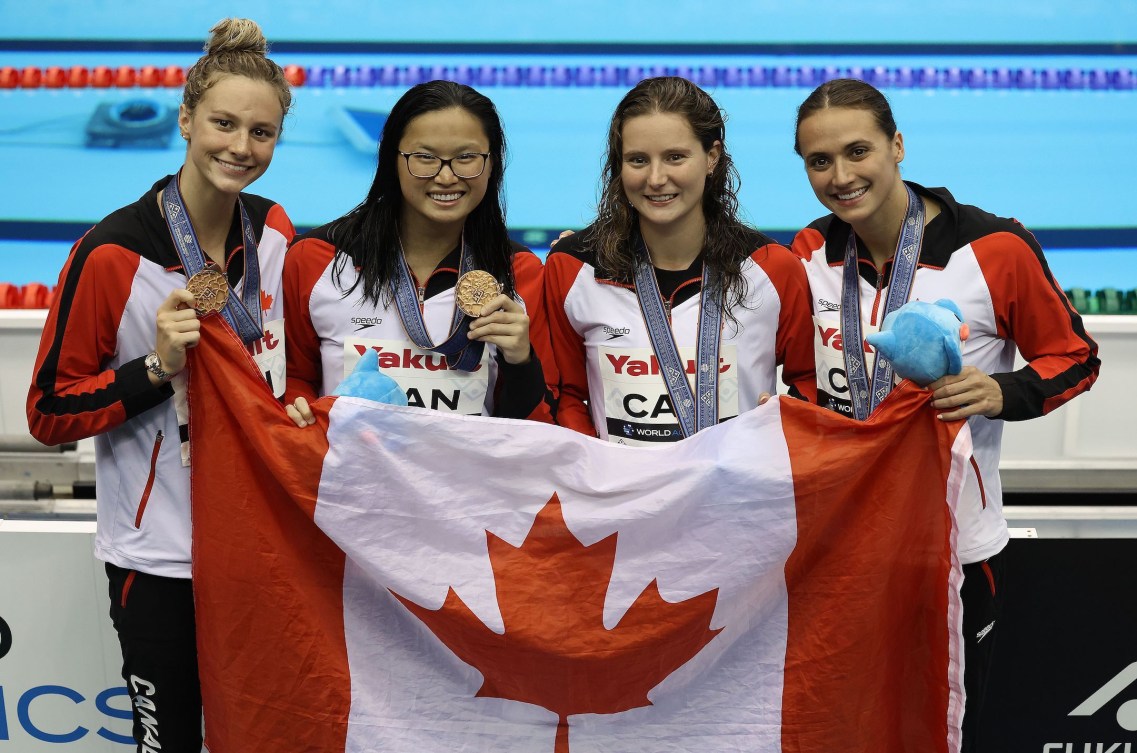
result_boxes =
[296,64,1137,90]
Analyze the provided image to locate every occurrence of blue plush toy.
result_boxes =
[332,349,409,405]
[865,299,970,386]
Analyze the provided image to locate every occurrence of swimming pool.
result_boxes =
[1,2,1134,295]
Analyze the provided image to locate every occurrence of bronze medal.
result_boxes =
[186,269,230,314]
[455,270,503,317]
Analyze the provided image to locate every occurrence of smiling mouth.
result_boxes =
[430,192,464,202]
[834,187,868,201]
[215,158,253,174]
[646,194,678,202]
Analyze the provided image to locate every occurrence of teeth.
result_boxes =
[431,193,462,201]
[836,187,867,201]
[216,159,251,173]
[647,194,677,202]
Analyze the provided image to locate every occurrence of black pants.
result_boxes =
[959,549,1007,753]
[105,563,202,753]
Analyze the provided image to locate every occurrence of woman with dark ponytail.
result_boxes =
[284,80,553,422]
[791,77,1100,751]
[27,18,295,752]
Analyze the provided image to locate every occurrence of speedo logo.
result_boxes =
[352,345,482,372]
[351,316,384,332]
[817,298,840,312]
[603,325,631,340]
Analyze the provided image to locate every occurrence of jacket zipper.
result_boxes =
[134,430,164,528]
[869,266,886,326]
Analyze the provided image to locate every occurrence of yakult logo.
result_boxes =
[816,325,875,354]
[604,353,731,377]
[353,344,483,373]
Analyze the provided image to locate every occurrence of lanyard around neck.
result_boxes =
[840,183,926,420]
[632,238,723,439]
[163,173,264,345]
[391,237,484,372]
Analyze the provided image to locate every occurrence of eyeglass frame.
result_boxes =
[398,151,491,179]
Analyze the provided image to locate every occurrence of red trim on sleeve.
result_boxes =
[790,227,825,262]
[27,242,143,445]
[282,238,335,403]
[543,252,598,437]
[266,203,297,242]
[753,243,818,402]
[970,231,1099,419]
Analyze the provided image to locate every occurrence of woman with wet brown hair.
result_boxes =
[544,76,814,445]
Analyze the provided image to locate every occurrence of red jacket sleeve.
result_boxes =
[27,239,171,446]
[542,251,597,437]
[282,237,334,404]
[789,227,826,263]
[971,228,1100,420]
[753,243,817,402]
[489,251,554,423]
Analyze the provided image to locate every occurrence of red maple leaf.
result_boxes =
[259,289,274,313]
[390,493,723,752]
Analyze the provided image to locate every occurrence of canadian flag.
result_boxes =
[190,317,967,753]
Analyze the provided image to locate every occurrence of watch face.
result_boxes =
[146,353,167,378]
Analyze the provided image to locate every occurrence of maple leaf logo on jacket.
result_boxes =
[390,492,723,752]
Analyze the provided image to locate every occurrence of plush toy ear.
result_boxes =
[333,349,408,406]
[865,329,896,360]
[934,298,965,322]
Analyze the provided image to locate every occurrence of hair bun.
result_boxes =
[204,18,268,57]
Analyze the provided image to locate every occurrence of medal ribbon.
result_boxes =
[392,238,484,372]
[633,239,723,439]
[841,183,926,420]
[163,173,264,345]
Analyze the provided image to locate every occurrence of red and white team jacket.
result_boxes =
[27,175,294,579]
[283,226,554,422]
[544,227,816,446]
[792,182,1100,564]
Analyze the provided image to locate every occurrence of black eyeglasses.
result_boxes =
[398,151,490,179]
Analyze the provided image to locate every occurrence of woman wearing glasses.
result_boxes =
[283,80,553,422]
[543,76,815,445]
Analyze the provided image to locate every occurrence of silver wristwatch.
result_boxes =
[144,352,172,382]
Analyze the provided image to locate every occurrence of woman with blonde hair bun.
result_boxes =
[27,18,296,752]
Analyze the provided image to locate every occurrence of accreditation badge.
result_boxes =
[343,338,490,415]
[251,318,286,399]
[597,344,738,447]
